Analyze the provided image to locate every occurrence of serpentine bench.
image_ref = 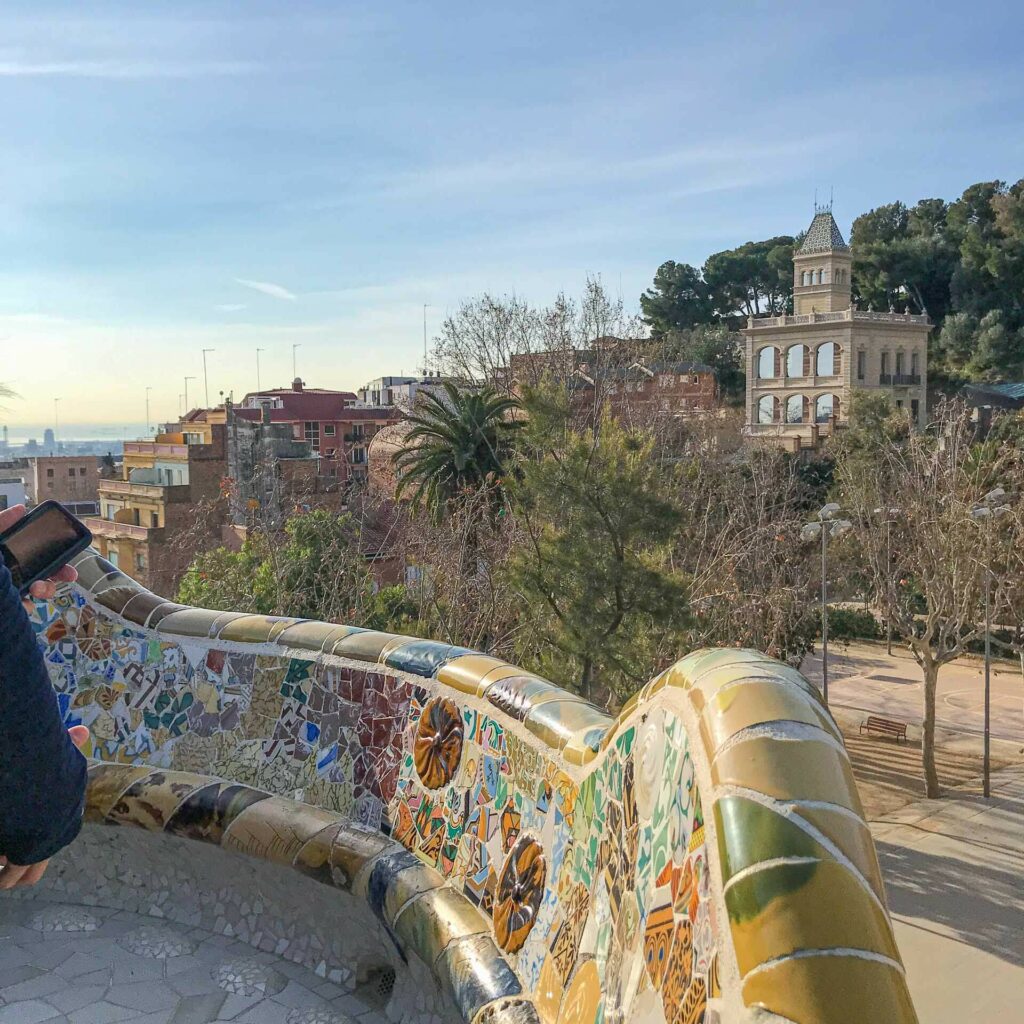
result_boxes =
[10,548,918,1024]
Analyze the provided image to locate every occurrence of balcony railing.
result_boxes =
[123,441,189,457]
[85,516,163,541]
[749,308,930,328]
[98,478,191,501]
[879,373,922,386]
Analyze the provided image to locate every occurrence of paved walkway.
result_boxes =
[801,641,1024,744]
[872,765,1024,1023]
[0,901,383,1024]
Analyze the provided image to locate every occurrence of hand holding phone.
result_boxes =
[0,503,91,599]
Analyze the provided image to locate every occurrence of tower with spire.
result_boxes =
[741,205,931,453]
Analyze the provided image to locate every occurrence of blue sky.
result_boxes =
[2,0,1023,430]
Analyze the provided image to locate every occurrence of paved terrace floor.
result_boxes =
[0,902,386,1024]
[871,764,1024,1024]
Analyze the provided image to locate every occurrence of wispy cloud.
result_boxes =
[215,303,247,312]
[233,278,297,301]
[0,59,257,79]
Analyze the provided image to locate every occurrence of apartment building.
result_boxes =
[23,455,102,513]
[88,424,227,595]
[237,378,399,486]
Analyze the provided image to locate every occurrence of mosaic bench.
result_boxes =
[17,548,919,1024]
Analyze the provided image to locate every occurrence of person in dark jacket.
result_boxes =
[0,504,89,889]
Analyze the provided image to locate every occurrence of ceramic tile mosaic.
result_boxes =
[20,556,920,1024]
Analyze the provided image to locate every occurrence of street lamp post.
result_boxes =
[202,349,215,407]
[802,503,852,705]
[969,487,1012,799]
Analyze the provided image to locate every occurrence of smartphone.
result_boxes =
[0,501,93,596]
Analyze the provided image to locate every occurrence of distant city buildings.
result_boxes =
[743,207,931,452]
[235,378,400,487]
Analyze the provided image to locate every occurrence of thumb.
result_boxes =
[68,726,90,751]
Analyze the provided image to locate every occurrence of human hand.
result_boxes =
[0,726,89,890]
[0,505,79,610]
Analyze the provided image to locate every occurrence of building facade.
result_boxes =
[88,425,227,594]
[24,455,102,513]
[237,379,399,487]
[743,208,931,452]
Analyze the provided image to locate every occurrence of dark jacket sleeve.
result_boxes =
[0,562,87,864]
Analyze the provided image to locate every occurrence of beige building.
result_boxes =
[24,455,102,513]
[743,208,930,452]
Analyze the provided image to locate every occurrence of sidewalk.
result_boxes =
[872,765,1024,1023]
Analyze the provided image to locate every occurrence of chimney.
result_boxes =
[292,377,304,393]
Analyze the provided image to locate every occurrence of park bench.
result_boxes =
[859,715,908,743]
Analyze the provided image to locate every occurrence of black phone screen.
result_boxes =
[1,506,83,590]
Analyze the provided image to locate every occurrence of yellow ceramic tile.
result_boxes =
[382,860,445,927]
[790,804,886,903]
[331,630,404,663]
[218,614,301,644]
[523,701,612,751]
[393,886,489,964]
[322,823,394,892]
[556,960,601,1024]
[533,954,563,1024]
[84,763,158,822]
[105,770,209,831]
[222,796,341,864]
[741,954,917,1024]
[701,680,842,755]
[436,655,514,697]
[712,735,862,813]
[727,859,898,976]
[275,621,344,654]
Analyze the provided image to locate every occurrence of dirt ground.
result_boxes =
[838,715,1019,818]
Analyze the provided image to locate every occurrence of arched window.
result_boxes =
[786,344,807,378]
[786,394,805,423]
[816,342,837,376]
[757,346,779,379]
[911,351,920,376]
[815,394,837,423]
[814,269,822,284]
[757,395,778,424]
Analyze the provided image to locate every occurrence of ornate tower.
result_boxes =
[792,206,852,314]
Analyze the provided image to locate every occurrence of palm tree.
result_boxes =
[394,381,521,521]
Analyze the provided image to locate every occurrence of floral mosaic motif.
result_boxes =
[493,835,547,954]
[414,696,464,789]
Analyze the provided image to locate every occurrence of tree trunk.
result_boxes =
[580,657,594,702]
[921,658,941,798]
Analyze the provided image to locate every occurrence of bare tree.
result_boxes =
[836,401,1024,797]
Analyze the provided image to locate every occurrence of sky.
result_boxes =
[1,0,1023,433]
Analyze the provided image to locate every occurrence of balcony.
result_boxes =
[85,516,163,541]
[98,478,191,501]
[879,373,922,386]
[748,307,930,329]
[123,440,189,458]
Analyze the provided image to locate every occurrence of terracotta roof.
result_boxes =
[797,211,849,254]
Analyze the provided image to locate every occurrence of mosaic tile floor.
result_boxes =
[0,901,387,1024]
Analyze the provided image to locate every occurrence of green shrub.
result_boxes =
[827,607,881,640]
